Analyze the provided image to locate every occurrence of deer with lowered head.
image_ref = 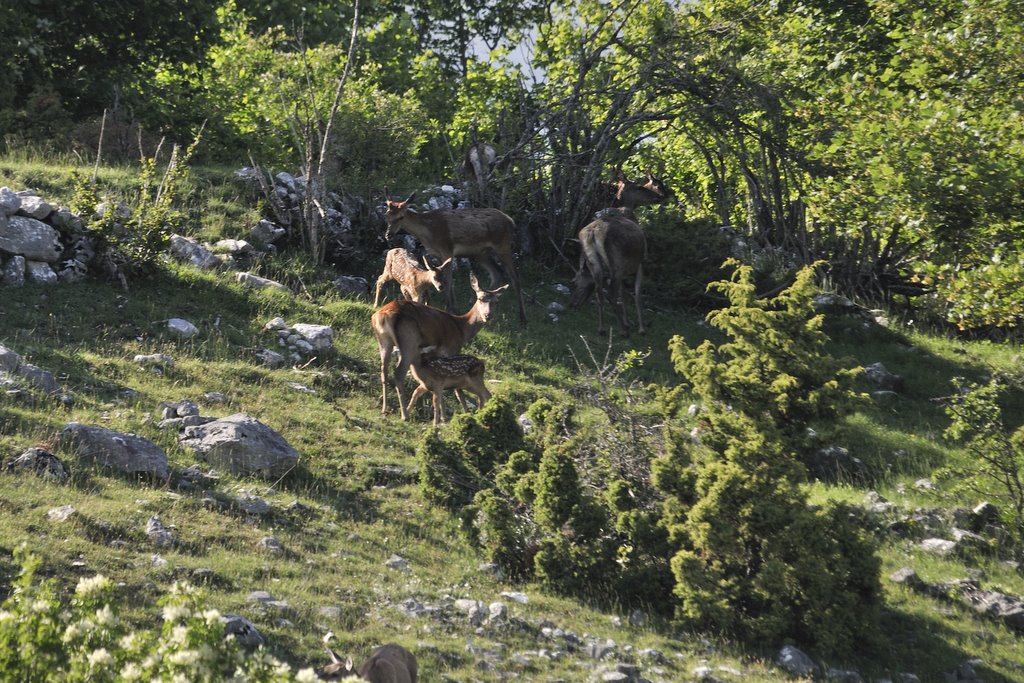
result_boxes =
[382,189,527,324]
[321,636,418,683]
[408,353,490,427]
[371,271,507,420]
[571,207,647,336]
[373,247,451,307]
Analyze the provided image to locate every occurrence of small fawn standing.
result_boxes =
[408,353,490,427]
[373,247,450,307]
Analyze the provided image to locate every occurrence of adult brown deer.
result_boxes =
[612,169,672,210]
[371,272,507,420]
[321,640,418,683]
[408,354,490,427]
[372,248,450,307]
[571,208,647,336]
[382,189,527,324]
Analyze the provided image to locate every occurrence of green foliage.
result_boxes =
[941,376,1024,562]
[417,397,524,510]
[0,547,316,682]
[69,131,202,280]
[642,208,734,310]
[656,263,882,655]
[670,261,863,458]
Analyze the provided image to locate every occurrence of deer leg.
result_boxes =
[432,390,446,428]
[373,276,388,307]
[442,260,456,312]
[453,388,470,411]
[407,384,429,420]
[612,275,631,336]
[496,248,527,325]
[634,265,645,335]
[481,253,506,289]
[394,354,414,421]
[378,345,394,414]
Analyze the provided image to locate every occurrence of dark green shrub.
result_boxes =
[532,443,617,596]
[418,429,483,510]
[656,262,882,656]
[472,488,539,579]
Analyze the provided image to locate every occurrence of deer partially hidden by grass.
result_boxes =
[408,353,490,427]
[371,271,507,420]
[382,189,527,324]
[571,208,647,336]
[321,636,418,683]
[373,247,450,307]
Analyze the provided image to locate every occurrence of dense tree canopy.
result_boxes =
[2,0,1021,331]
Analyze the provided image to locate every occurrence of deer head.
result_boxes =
[382,188,417,239]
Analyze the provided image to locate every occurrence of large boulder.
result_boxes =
[60,422,169,479]
[0,215,63,262]
[291,323,334,350]
[0,187,21,215]
[179,413,299,478]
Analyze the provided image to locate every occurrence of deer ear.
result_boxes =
[384,187,392,202]
[438,258,453,270]
[469,271,481,292]
[492,284,510,295]
[345,656,354,671]
[614,168,626,182]
[404,190,417,204]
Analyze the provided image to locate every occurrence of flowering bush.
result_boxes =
[0,546,322,681]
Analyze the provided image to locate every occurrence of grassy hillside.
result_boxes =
[2,159,1024,682]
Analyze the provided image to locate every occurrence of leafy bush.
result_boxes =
[656,262,882,655]
[0,547,318,681]
[69,133,201,282]
[641,207,733,310]
[941,375,1024,562]
[417,397,524,511]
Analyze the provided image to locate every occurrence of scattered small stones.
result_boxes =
[4,447,69,483]
[256,348,287,369]
[145,515,174,547]
[776,645,819,677]
[134,353,174,368]
[236,271,290,293]
[47,504,77,522]
[385,554,411,572]
[167,318,199,339]
[258,536,284,554]
[221,614,265,648]
[500,591,528,604]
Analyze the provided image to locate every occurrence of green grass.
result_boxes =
[2,156,1024,681]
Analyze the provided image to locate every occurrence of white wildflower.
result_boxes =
[169,649,201,667]
[94,604,116,627]
[30,599,50,613]
[121,663,142,681]
[75,575,112,597]
[201,608,222,626]
[295,667,321,682]
[0,610,12,622]
[119,632,139,650]
[273,660,292,676]
[87,648,113,668]
[162,604,191,622]
[170,624,189,644]
[172,673,190,683]
[62,622,82,643]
